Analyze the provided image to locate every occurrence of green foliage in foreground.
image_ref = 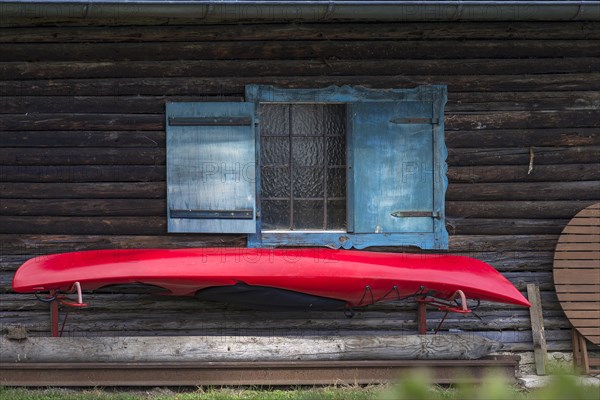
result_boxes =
[383,370,599,400]
[1,371,598,400]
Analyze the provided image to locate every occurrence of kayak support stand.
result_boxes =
[417,301,427,335]
[50,299,59,337]
[43,282,88,337]
[416,290,471,335]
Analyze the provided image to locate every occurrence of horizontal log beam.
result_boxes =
[0,234,559,254]
[0,309,570,333]
[2,111,598,132]
[0,326,572,352]
[2,41,599,63]
[0,114,163,132]
[446,128,600,148]
[446,201,595,219]
[448,146,600,166]
[2,58,599,81]
[0,165,166,183]
[0,199,166,216]
[0,334,502,362]
[447,181,600,201]
[0,288,560,312]
[0,148,165,165]
[0,330,571,352]
[447,164,600,183]
[446,92,600,113]
[1,74,597,96]
[0,234,246,255]
[2,92,598,115]
[446,111,599,130]
[0,216,166,235]
[2,199,589,220]
[1,22,598,43]
[446,218,567,235]
[449,235,559,252]
[0,131,165,148]
[0,215,570,236]
[0,182,165,198]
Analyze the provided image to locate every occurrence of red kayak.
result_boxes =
[12,248,530,311]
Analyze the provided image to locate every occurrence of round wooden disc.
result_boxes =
[553,203,600,345]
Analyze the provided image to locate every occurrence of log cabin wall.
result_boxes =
[1,21,599,353]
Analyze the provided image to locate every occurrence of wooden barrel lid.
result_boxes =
[553,203,600,345]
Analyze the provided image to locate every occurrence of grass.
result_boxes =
[0,386,384,400]
[1,371,599,400]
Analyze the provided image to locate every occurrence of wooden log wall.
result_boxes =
[1,21,599,353]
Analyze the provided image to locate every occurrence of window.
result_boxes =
[260,104,347,231]
[166,85,448,250]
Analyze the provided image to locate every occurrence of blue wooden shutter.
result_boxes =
[348,99,447,249]
[166,102,256,233]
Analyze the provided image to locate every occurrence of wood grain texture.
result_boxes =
[447,182,600,201]
[0,165,166,183]
[448,146,600,166]
[1,74,598,96]
[0,182,165,198]
[1,21,598,351]
[0,216,166,235]
[0,334,502,362]
[0,148,165,165]
[2,59,599,81]
[447,164,599,183]
[0,131,166,147]
[2,93,598,114]
[0,234,246,255]
[3,40,599,62]
[446,201,599,219]
[0,199,166,216]
[1,22,598,42]
[445,128,600,148]
[0,308,572,334]
[527,284,548,375]
[553,203,600,346]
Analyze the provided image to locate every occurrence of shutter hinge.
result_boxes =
[170,209,254,219]
[391,211,441,219]
[168,116,252,126]
[390,117,439,125]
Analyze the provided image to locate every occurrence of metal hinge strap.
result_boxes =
[391,211,441,219]
[170,209,254,219]
[168,116,252,126]
[390,117,439,125]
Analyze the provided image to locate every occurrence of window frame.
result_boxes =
[245,85,448,250]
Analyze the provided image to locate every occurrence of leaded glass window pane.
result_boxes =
[260,104,346,230]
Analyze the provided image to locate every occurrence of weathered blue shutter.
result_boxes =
[166,102,256,233]
[348,99,447,249]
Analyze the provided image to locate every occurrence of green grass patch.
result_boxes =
[0,386,383,400]
[1,372,598,400]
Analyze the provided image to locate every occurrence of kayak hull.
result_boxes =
[12,248,531,308]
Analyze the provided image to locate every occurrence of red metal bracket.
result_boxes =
[416,290,472,335]
[48,282,88,337]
